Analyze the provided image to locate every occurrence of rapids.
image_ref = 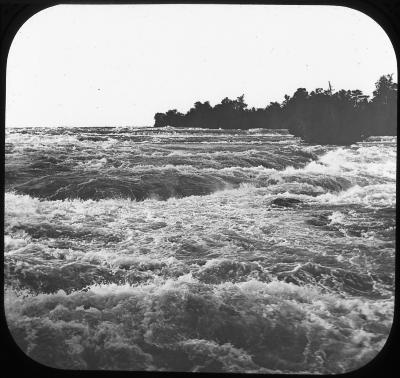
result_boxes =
[4,127,396,373]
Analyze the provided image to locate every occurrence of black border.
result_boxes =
[1,1,399,377]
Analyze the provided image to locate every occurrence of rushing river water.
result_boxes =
[4,126,396,373]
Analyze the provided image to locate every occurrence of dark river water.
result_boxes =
[4,126,396,373]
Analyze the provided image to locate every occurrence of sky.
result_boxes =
[6,4,397,127]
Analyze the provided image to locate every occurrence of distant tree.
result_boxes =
[154,113,167,127]
[373,74,397,103]
[153,74,397,144]
[367,74,397,136]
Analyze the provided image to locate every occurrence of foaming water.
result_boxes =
[4,127,396,372]
[4,279,393,373]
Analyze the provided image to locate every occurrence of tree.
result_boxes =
[368,74,397,135]
[152,74,397,142]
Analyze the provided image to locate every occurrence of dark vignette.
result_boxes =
[0,1,398,377]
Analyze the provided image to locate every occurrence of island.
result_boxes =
[153,74,397,145]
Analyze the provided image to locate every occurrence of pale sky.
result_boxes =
[6,4,397,127]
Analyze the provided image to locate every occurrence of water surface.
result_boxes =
[4,127,396,373]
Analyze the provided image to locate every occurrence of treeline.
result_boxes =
[153,74,397,144]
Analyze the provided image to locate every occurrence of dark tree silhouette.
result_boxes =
[367,74,397,136]
[153,75,397,145]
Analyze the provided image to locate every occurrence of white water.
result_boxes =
[4,127,396,373]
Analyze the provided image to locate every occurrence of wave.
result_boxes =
[5,127,295,150]
[7,165,393,205]
[6,128,395,204]
[4,127,395,373]
[9,168,240,201]
[316,184,395,207]
[5,191,394,299]
[5,278,393,373]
